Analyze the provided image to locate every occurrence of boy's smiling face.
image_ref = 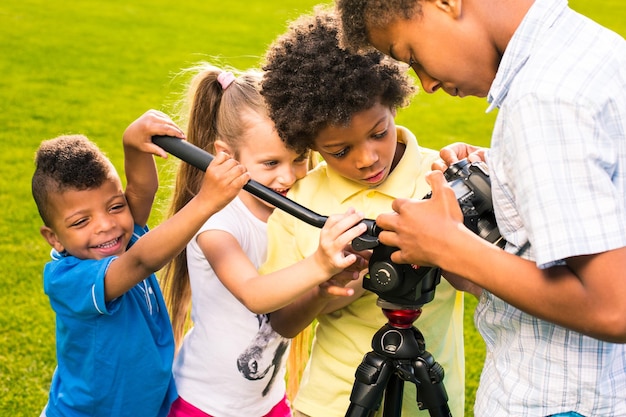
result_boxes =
[312,101,398,187]
[40,177,135,260]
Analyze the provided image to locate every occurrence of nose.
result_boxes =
[412,66,441,94]
[354,143,378,170]
[95,213,116,233]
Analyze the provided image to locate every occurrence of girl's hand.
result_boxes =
[313,208,368,278]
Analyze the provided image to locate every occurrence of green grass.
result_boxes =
[0,1,623,415]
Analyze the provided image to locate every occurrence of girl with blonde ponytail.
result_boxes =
[160,62,367,417]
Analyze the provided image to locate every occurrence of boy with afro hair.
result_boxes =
[259,8,465,417]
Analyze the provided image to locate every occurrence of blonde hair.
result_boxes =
[160,63,268,349]
[161,62,316,403]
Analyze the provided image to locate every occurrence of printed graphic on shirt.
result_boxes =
[237,314,289,396]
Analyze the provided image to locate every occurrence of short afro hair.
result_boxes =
[261,6,415,153]
[32,134,114,225]
[335,0,422,52]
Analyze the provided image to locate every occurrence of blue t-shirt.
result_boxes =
[42,224,176,417]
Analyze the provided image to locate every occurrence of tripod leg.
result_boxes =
[345,352,394,417]
[413,353,451,417]
[381,373,403,417]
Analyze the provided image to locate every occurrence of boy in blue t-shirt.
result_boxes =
[32,109,250,417]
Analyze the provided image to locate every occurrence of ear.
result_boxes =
[435,0,462,18]
[214,139,233,156]
[40,226,65,253]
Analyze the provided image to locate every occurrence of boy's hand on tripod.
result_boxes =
[317,272,366,314]
[318,263,367,297]
[431,141,487,172]
[318,245,372,313]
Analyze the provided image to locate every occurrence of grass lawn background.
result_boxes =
[1,1,623,415]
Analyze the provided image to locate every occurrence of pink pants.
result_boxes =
[168,395,292,417]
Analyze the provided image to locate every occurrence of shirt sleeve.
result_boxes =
[44,256,117,317]
[502,93,626,267]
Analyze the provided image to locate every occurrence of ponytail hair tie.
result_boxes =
[217,71,236,90]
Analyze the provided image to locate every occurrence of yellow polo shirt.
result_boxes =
[261,126,464,417]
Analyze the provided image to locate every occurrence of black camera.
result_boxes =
[354,159,503,308]
[440,159,503,248]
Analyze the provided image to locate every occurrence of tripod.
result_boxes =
[345,298,451,417]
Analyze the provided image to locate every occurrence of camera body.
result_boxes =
[357,158,503,307]
[441,159,503,248]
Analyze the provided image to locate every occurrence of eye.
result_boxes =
[408,57,416,67]
[109,203,126,213]
[70,218,88,228]
[263,160,279,168]
[372,129,389,140]
[331,147,349,159]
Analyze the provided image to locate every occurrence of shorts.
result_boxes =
[168,395,292,417]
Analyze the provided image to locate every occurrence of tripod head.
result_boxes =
[152,135,439,309]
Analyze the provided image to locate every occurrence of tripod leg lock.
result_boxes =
[347,352,394,414]
[413,353,450,417]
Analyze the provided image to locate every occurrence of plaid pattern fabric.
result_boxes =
[476,0,626,415]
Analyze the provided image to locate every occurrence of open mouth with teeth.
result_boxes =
[94,237,121,249]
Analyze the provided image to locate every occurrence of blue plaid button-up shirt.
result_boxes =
[477,0,626,415]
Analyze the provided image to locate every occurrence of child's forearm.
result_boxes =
[104,195,218,301]
[238,255,345,314]
[123,145,158,227]
[106,149,248,301]
[121,109,184,227]
[269,288,330,338]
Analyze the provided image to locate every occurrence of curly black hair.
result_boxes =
[334,0,421,52]
[261,6,415,153]
[32,134,113,225]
